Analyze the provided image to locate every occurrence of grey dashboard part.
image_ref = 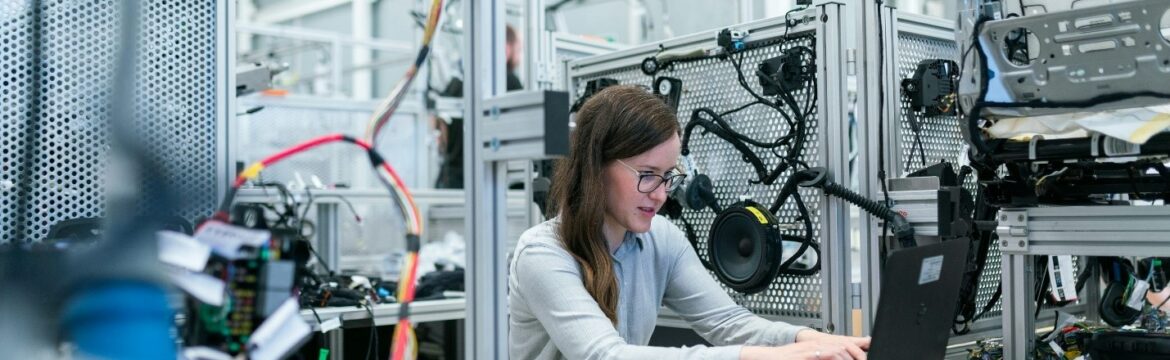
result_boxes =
[1009,0,1141,17]
[958,0,1170,119]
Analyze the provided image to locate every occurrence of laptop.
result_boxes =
[868,238,971,360]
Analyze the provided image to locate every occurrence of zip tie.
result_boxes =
[1091,132,1102,158]
[1028,135,1044,161]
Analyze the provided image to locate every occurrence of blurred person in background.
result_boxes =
[433,24,523,189]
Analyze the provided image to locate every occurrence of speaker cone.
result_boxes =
[708,200,783,294]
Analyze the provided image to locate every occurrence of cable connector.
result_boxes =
[405,234,421,253]
[717,28,748,54]
[397,301,411,320]
[794,168,917,247]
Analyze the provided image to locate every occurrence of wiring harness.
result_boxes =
[208,134,424,360]
[662,22,823,287]
[365,0,444,150]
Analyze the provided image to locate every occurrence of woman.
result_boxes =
[508,85,870,359]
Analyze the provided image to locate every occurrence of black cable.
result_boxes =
[676,24,822,279]
[682,111,795,186]
[254,181,297,223]
[306,305,329,354]
[365,303,378,360]
[720,100,765,117]
[300,186,316,225]
[902,107,929,173]
[778,168,915,247]
[754,68,812,163]
[694,108,791,149]
[729,53,795,126]
[776,192,820,276]
[969,283,1002,323]
[874,0,893,267]
[301,192,363,225]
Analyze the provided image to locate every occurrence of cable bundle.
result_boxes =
[209,134,423,360]
[365,0,444,149]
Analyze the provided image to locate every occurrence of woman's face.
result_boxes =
[602,134,681,236]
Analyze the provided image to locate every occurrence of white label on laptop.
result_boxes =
[1127,279,1150,311]
[918,255,944,285]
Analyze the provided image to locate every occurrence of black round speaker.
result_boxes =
[708,200,783,294]
[1100,278,1143,327]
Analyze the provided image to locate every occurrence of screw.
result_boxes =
[1000,214,1007,221]
[490,138,500,151]
[1018,240,1025,248]
[1001,240,1008,247]
[1017,215,1024,222]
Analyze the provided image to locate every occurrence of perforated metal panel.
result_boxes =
[569,26,835,319]
[1,0,223,243]
[892,28,1010,319]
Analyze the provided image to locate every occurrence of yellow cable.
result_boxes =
[364,0,443,144]
[239,162,266,181]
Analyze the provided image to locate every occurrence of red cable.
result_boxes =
[232,134,348,188]
[380,162,422,231]
[222,133,422,360]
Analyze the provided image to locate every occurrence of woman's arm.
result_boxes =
[512,243,744,360]
[658,221,871,359]
[660,225,810,346]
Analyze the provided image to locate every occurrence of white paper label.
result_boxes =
[168,269,226,307]
[195,221,270,259]
[182,346,233,360]
[319,317,342,333]
[1048,341,1064,356]
[1047,255,1078,302]
[1127,279,1151,310]
[158,231,211,272]
[919,255,944,285]
[248,298,311,360]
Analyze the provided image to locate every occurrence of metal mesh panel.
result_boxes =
[893,31,1008,318]
[572,33,825,319]
[2,1,38,242]
[894,35,966,177]
[893,30,1074,322]
[1,0,221,242]
[234,103,425,189]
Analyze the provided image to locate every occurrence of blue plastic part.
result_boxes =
[62,281,177,359]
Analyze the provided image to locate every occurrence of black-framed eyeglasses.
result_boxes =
[616,159,687,193]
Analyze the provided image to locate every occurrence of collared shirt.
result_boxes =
[508,216,808,360]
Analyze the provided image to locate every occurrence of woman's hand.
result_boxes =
[795,329,870,350]
[740,329,870,360]
[741,341,866,360]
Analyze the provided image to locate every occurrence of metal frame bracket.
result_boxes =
[997,210,1029,253]
[477,90,570,162]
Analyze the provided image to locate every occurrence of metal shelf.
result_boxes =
[301,298,466,330]
[997,205,1170,359]
[998,206,1170,257]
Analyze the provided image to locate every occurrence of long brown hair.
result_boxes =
[548,85,679,325]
